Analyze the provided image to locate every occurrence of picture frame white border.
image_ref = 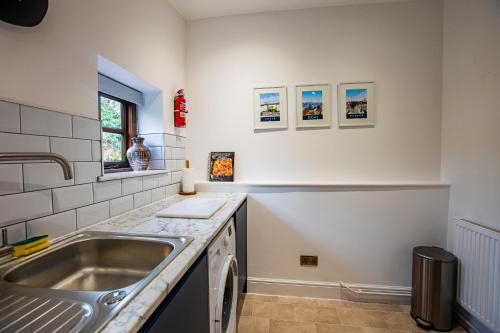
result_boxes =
[338,81,375,128]
[253,86,288,130]
[295,83,332,129]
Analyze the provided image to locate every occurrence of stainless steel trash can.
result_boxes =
[411,246,457,331]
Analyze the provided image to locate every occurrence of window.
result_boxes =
[99,93,137,171]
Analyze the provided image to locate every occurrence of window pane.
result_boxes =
[100,96,122,129]
[102,132,123,161]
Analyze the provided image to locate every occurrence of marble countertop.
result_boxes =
[87,192,247,333]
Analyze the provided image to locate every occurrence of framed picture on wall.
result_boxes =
[209,152,235,182]
[253,86,288,130]
[338,82,375,127]
[296,84,331,128]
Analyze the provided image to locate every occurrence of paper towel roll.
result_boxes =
[182,168,195,193]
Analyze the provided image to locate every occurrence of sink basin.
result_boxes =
[0,231,192,333]
[4,237,175,291]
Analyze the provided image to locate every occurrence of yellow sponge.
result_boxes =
[12,235,49,257]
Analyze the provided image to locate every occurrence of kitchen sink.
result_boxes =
[0,231,192,333]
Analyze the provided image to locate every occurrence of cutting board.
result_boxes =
[156,198,227,219]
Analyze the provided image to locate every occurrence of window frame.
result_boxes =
[99,92,137,171]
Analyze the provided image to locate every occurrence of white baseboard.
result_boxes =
[247,277,411,304]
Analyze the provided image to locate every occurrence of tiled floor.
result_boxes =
[237,294,466,333]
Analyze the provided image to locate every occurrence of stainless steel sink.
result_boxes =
[0,231,192,333]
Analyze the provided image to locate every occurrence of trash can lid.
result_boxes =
[413,246,457,262]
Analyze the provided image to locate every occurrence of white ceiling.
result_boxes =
[168,0,416,20]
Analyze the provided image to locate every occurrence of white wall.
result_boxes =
[186,0,443,182]
[0,0,185,133]
[250,187,448,286]
[199,183,449,291]
[441,0,500,235]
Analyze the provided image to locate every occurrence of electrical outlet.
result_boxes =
[300,255,318,267]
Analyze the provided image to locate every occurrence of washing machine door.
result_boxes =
[215,254,238,333]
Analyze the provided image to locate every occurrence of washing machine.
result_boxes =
[208,218,239,333]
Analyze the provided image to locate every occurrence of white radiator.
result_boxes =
[454,219,500,332]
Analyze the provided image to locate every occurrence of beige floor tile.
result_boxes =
[238,299,255,316]
[399,305,411,312]
[253,302,296,321]
[382,312,426,331]
[361,327,411,333]
[238,316,254,333]
[277,296,322,307]
[314,299,355,309]
[238,316,270,333]
[357,303,406,312]
[316,323,364,333]
[295,305,341,324]
[337,308,388,328]
[269,319,316,333]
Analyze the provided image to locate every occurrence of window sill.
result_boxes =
[98,169,169,182]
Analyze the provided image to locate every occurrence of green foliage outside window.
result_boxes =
[100,96,124,162]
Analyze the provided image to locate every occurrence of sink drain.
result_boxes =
[102,290,127,305]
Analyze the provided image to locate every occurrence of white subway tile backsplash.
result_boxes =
[50,137,92,162]
[166,160,176,171]
[2,223,27,246]
[171,171,182,183]
[77,201,109,229]
[143,175,159,190]
[74,162,101,184]
[0,190,52,227]
[0,109,186,233]
[23,163,74,191]
[165,183,180,197]
[27,210,76,240]
[91,141,102,161]
[110,195,133,217]
[171,147,185,160]
[165,134,176,147]
[0,132,49,153]
[134,190,151,208]
[148,160,165,170]
[93,180,121,202]
[175,160,184,171]
[176,136,186,148]
[141,134,165,146]
[0,101,20,133]
[152,186,166,202]
[163,147,172,160]
[73,116,101,140]
[21,105,72,137]
[122,177,142,195]
[158,173,171,186]
[0,164,23,195]
[52,184,93,213]
[149,147,163,160]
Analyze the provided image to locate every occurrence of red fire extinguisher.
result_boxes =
[174,89,187,128]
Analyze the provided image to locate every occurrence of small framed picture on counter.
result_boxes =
[253,86,288,130]
[209,152,235,182]
[296,84,331,128]
[338,82,375,127]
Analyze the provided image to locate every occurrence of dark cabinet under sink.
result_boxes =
[139,251,210,333]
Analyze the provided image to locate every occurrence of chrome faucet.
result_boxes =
[0,152,73,180]
[0,152,72,256]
